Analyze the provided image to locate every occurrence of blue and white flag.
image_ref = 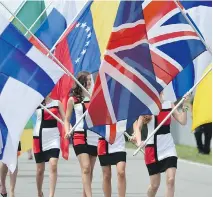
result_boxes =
[0,13,64,172]
[163,2,212,101]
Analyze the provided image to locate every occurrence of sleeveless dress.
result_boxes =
[145,101,177,176]
[72,97,99,156]
[33,100,60,163]
[98,132,126,166]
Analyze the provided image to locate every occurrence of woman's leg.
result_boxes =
[165,168,176,197]
[77,153,92,197]
[102,166,112,197]
[89,155,97,182]
[0,162,8,195]
[82,156,97,197]
[9,164,18,197]
[116,162,126,197]
[49,158,59,197]
[36,163,45,197]
[147,173,161,197]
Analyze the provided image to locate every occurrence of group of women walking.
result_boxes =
[0,71,189,197]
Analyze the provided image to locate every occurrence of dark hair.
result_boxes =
[70,71,90,102]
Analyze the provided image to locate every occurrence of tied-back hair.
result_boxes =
[70,71,90,102]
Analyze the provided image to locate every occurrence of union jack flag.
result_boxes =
[85,1,206,143]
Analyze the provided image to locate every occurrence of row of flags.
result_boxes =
[0,0,212,172]
[84,1,210,139]
[0,11,64,171]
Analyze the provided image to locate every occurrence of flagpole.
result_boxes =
[0,2,90,98]
[24,1,54,37]
[9,0,27,21]
[174,0,212,54]
[48,1,91,54]
[133,66,212,156]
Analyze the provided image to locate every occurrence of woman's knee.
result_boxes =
[117,169,125,179]
[149,175,160,192]
[50,162,58,173]
[103,168,111,182]
[150,182,160,192]
[166,176,175,188]
[37,165,45,175]
[82,164,91,175]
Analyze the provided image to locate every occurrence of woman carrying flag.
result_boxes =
[64,71,99,197]
[98,126,127,197]
[133,93,189,197]
[33,95,65,197]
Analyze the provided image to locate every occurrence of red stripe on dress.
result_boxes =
[43,107,59,120]
[145,146,156,165]
[105,55,161,110]
[98,139,107,156]
[73,133,86,146]
[33,139,41,154]
[157,111,171,125]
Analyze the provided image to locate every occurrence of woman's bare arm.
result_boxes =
[64,97,74,138]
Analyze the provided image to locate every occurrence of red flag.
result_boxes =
[51,37,74,160]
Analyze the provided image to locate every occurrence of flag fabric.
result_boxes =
[52,0,121,100]
[51,0,121,105]
[29,0,87,52]
[163,1,212,101]
[11,0,47,36]
[84,1,206,143]
[8,0,48,154]
[0,14,64,172]
[192,64,212,131]
[0,0,26,21]
[0,1,47,36]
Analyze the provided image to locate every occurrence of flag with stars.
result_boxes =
[50,1,120,159]
[55,1,120,76]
